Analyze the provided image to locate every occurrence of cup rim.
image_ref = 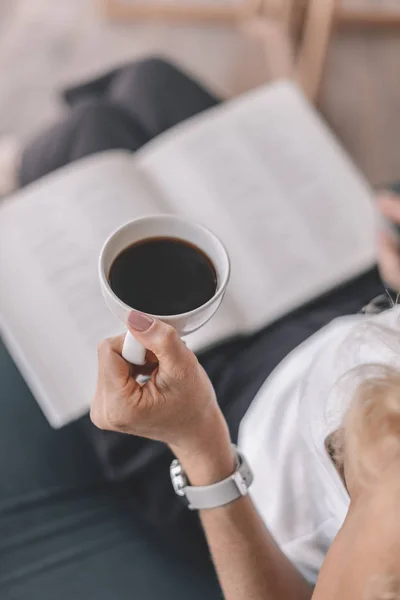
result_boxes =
[98,214,231,321]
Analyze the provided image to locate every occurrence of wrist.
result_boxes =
[169,415,235,486]
[176,444,236,487]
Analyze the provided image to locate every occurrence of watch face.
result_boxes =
[170,460,187,497]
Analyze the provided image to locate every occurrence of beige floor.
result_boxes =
[0,0,399,185]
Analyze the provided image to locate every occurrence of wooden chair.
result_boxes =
[292,0,338,101]
[102,0,400,28]
[100,0,337,100]
[100,1,400,102]
[101,0,262,23]
[292,0,400,98]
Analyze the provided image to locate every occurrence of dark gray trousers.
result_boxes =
[1,57,384,599]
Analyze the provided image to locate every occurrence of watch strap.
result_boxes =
[179,447,253,510]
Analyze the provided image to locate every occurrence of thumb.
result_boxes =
[97,334,134,391]
[127,311,188,372]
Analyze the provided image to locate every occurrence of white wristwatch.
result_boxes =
[170,445,254,510]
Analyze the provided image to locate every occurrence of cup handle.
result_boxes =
[122,331,146,365]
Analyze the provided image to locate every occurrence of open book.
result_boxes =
[0,81,376,427]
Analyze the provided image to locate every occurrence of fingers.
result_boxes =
[378,229,400,266]
[97,334,135,391]
[378,230,400,291]
[92,334,142,431]
[130,351,159,378]
[377,192,400,225]
[127,311,190,373]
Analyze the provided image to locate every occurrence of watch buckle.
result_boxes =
[170,459,187,497]
[232,471,248,496]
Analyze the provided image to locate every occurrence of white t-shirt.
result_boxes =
[239,306,400,584]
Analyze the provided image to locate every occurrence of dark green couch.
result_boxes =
[0,338,221,599]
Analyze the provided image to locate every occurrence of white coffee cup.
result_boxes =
[99,215,230,365]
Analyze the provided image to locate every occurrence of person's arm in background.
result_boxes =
[91,313,312,600]
[312,466,400,600]
[377,192,400,292]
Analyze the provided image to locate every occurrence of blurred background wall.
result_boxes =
[0,0,399,186]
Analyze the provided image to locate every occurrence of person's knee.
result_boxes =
[109,56,186,103]
[70,100,123,129]
[19,102,118,186]
[124,56,182,84]
[69,99,147,158]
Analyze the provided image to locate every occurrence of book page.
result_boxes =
[0,151,163,426]
[135,81,377,351]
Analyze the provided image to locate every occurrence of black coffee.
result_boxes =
[108,236,217,316]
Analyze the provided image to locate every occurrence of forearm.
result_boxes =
[170,423,312,600]
[313,470,400,600]
[200,495,312,600]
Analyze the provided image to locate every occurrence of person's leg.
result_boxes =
[19,58,220,188]
[63,57,220,142]
[106,57,220,138]
[19,101,148,187]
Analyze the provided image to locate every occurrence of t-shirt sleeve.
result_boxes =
[281,517,340,585]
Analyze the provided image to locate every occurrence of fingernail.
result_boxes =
[128,311,154,332]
